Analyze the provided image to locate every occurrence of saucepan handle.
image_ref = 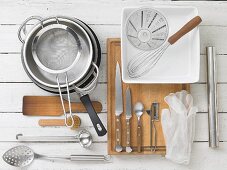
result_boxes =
[18,16,43,43]
[74,62,99,95]
[80,94,107,136]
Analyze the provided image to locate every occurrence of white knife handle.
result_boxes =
[115,115,122,152]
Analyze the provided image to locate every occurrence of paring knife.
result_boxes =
[125,87,132,153]
[115,62,123,152]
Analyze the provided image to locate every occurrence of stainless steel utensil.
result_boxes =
[125,87,132,153]
[134,102,144,152]
[206,46,219,148]
[127,16,202,78]
[27,18,82,128]
[126,8,169,51]
[151,102,158,151]
[16,130,92,148]
[2,145,111,167]
[18,16,107,136]
[18,16,93,88]
[115,62,123,152]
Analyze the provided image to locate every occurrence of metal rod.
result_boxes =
[206,46,219,148]
[16,134,78,142]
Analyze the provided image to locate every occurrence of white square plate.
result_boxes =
[121,6,200,83]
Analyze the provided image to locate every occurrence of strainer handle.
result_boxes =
[57,74,74,128]
[18,16,43,43]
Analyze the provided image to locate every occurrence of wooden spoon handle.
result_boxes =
[137,124,142,153]
[168,16,202,45]
[38,115,81,129]
[39,119,65,126]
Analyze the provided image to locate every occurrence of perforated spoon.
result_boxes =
[2,145,111,167]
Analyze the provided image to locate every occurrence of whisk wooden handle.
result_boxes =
[168,16,202,45]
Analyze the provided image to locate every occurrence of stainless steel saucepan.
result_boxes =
[18,16,106,136]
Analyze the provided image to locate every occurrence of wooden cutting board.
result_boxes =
[107,38,190,155]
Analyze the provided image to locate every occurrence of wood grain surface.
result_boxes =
[1,1,227,169]
[107,39,189,155]
[38,115,81,129]
[23,96,103,116]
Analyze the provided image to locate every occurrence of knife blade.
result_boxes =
[125,87,132,153]
[115,62,123,152]
[126,87,132,119]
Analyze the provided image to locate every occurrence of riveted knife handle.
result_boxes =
[126,119,132,153]
[115,115,122,152]
[126,119,130,147]
[137,123,142,153]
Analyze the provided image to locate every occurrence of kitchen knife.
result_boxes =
[115,62,123,152]
[125,87,132,153]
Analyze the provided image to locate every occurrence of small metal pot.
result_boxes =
[18,16,106,136]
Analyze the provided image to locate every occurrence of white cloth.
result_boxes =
[161,90,197,165]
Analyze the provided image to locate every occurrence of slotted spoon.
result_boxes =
[2,145,111,167]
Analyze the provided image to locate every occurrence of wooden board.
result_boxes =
[107,38,190,155]
[23,96,103,116]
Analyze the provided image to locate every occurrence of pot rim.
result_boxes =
[21,16,93,88]
[21,17,101,93]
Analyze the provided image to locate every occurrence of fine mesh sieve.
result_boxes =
[32,24,82,74]
[18,16,107,136]
[31,19,83,128]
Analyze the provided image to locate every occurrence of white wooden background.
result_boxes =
[0,0,227,169]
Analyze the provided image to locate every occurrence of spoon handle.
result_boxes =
[16,134,77,142]
[38,154,111,162]
[137,123,142,152]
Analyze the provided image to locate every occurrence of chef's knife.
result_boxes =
[125,87,132,153]
[115,62,123,152]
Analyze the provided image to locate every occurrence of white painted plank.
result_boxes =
[1,1,227,169]
[0,82,217,113]
[1,25,227,54]
[0,142,227,170]
[0,113,107,142]
[0,81,223,113]
[1,53,226,84]
[0,54,30,82]
[0,54,107,83]
[1,50,227,85]
[0,83,107,112]
[1,1,227,25]
[0,83,215,113]
[200,26,227,55]
[0,112,226,142]
[0,24,119,53]
[194,113,227,142]
[191,84,227,113]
